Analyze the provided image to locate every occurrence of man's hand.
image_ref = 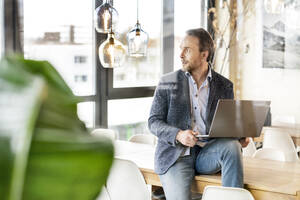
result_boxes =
[239,137,250,148]
[176,130,198,147]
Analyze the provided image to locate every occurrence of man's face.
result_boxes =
[179,35,204,72]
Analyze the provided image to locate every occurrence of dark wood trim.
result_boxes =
[79,95,96,102]
[162,0,174,74]
[108,87,155,100]
[3,0,22,55]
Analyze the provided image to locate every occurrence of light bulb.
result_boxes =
[107,43,115,67]
[132,33,142,52]
[99,32,126,68]
[103,9,111,33]
[94,1,119,33]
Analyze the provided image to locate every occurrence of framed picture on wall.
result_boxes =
[263,0,300,69]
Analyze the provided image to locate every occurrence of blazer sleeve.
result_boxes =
[148,80,180,147]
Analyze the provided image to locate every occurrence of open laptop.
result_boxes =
[196,99,271,138]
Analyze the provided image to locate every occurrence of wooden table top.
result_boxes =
[114,140,300,196]
[194,157,300,195]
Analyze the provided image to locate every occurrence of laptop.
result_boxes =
[196,99,271,138]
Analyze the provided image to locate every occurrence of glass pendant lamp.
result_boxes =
[94,0,119,33]
[127,0,149,57]
[99,30,126,68]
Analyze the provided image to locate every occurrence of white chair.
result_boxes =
[253,148,286,162]
[263,129,299,162]
[106,159,151,200]
[96,186,110,200]
[242,138,256,157]
[202,186,254,200]
[128,134,157,146]
[91,128,116,141]
[272,115,296,126]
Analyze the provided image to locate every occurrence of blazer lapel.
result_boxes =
[206,74,216,119]
[205,71,218,133]
[178,70,192,127]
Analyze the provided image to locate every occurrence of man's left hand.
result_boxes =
[239,137,250,148]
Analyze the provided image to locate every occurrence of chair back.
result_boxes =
[96,186,110,200]
[91,128,116,141]
[272,115,295,126]
[263,129,299,162]
[253,148,286,161]
[129,134,157,146]
[106,159,151,200]
[242,138,256,157]
[202,186,254,200]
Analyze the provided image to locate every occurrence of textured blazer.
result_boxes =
[148,69,234,174]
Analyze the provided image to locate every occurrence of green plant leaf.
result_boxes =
[0,56,114,200]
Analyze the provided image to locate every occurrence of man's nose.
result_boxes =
[180,50,185,58]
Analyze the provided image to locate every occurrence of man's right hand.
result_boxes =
[176,130,198,147]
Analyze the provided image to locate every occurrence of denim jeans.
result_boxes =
[195,138,244,188]
[159,139,243,200]
[158,151,195,200]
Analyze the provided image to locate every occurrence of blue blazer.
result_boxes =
[148,69,234,174]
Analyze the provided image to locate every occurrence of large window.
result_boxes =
[23,0,95,96]
[15,0,207,136]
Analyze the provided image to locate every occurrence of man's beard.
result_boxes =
[183,63,195,73]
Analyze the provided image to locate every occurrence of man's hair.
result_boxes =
[186,28,214,62]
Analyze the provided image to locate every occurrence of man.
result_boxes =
[148,28,249,200]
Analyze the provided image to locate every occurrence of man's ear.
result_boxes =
[200,51,209,61]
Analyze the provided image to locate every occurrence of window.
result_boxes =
[74,75,88,82]
[17,0,207,130]
[74,55,87,64]
[112,0,161,88]
[23,0,95,96]
[108,97,153,140]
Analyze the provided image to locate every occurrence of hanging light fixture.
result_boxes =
[94,0,119,33]
[127,0,149,57]
[99,29,126,68]
[264,0,284,14]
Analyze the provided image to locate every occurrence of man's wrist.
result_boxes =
[175,130,182,144]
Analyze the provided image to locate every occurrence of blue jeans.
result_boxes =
[159,139,243,200]
[159,151,195,200]
[195,138,244,188]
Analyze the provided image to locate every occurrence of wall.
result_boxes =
[229,0,300,124]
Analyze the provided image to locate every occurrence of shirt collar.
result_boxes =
[184,65,212,81]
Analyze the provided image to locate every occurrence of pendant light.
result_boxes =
[94,0,119,33]
[99,28,126,68]
[127,0,149,57]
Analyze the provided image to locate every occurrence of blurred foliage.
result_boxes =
[0,56,114,200]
